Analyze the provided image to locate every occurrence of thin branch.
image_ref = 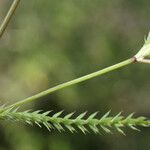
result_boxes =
[137,58,150,64]
[0,0,21,38]
[9,57,136,108]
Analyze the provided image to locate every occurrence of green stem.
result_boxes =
[9,57,136,108]
[0,0,21,38]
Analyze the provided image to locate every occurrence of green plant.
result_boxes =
[0,0,150,135]
[0,106,150,135]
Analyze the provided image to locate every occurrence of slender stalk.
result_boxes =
[9,57,136,108]
[0,0,21,38]
[137,59,150,64]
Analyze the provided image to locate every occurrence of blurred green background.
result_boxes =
[0,0,150,150]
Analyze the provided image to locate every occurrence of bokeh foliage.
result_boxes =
[0,0,150,150]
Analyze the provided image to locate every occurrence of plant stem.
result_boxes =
[9,57,136,108]
[0,0,21,38]
[137,58,150,64]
